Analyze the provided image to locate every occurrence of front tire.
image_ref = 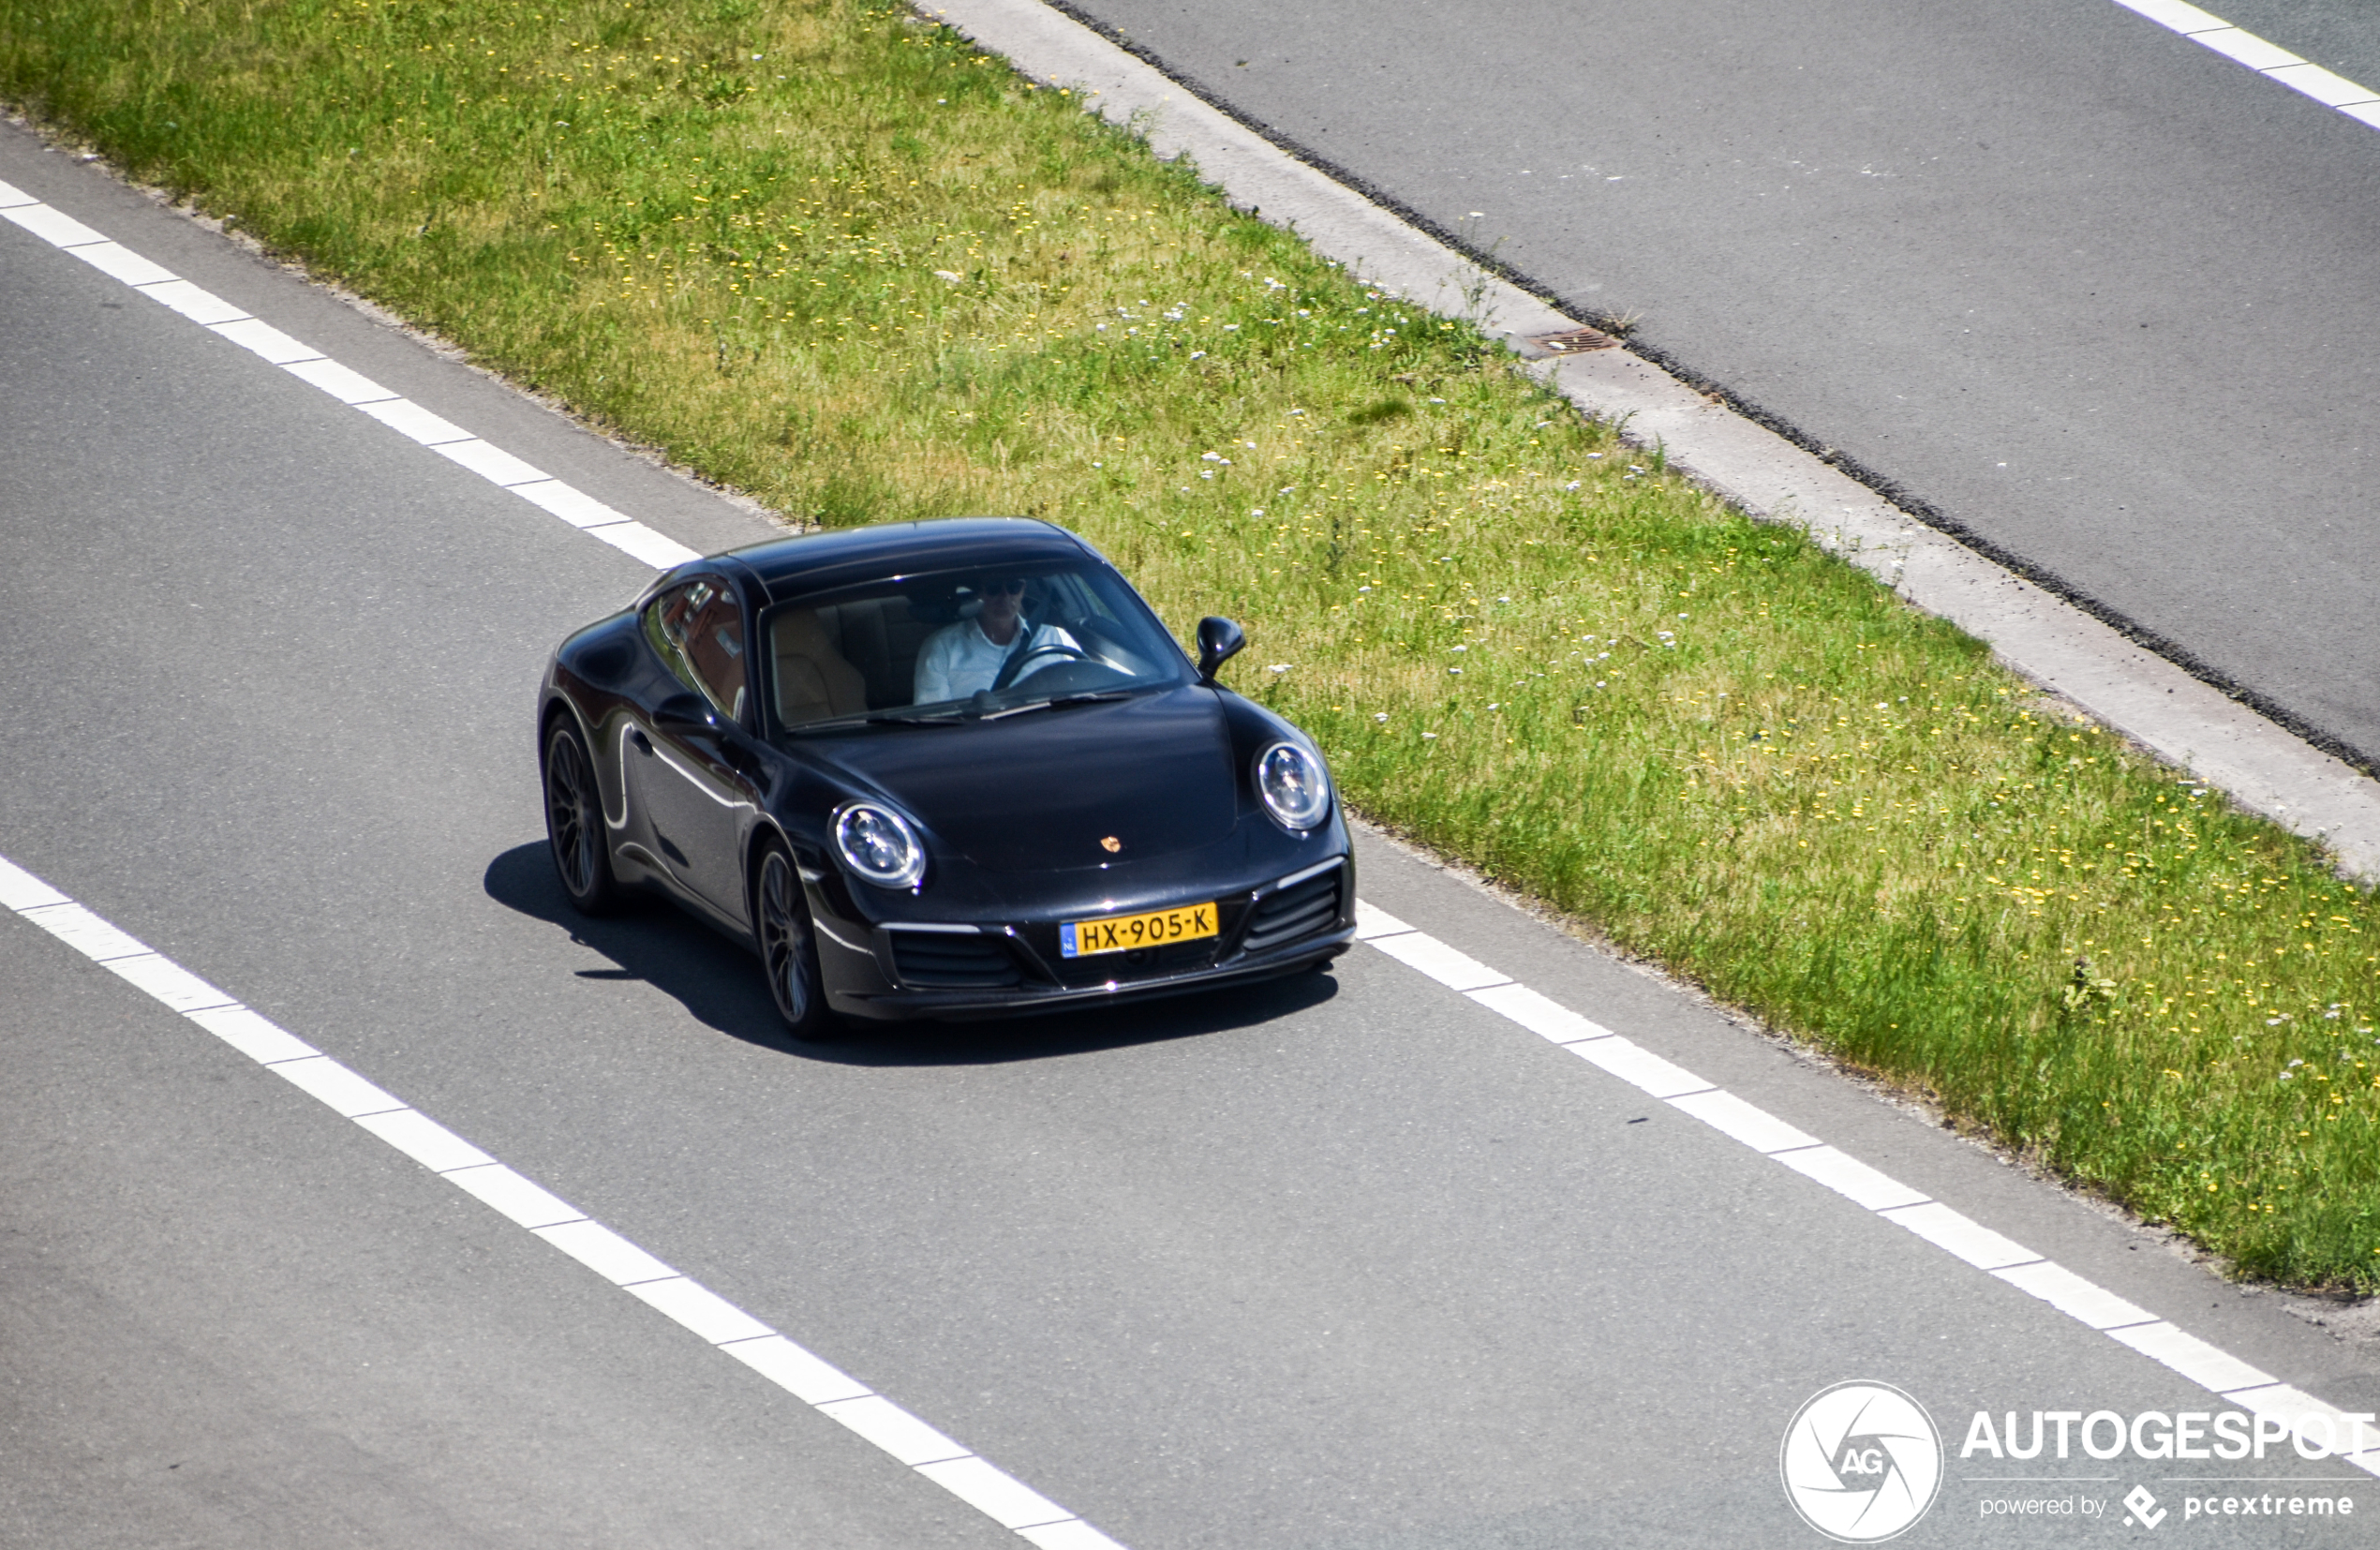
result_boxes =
[544,720,619,915]
[754,838,839,1039]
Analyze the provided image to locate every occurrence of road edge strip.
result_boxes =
[915,0,2380,880]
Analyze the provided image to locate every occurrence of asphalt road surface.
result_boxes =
[3,124,2377,1549]
[1049,0,2380,769]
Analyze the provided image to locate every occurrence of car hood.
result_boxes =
[812,688,1240,872]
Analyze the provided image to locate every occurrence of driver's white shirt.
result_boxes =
[912,617,1080,704]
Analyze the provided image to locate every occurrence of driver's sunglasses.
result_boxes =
[989,577,1028,594]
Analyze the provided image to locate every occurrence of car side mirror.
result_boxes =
[653,692,721,734]
[1195,616,1246,684]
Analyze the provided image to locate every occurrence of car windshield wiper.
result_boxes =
[794,690,1134,733]
[971,690,1134,722]
[793,707,972,733]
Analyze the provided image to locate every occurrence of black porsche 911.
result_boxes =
[537,517,1355,1036]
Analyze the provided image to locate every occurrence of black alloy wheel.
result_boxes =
[544,721,619,914]
[755,838,836,1038]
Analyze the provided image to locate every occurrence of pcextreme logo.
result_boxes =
[1781,1380,1945,1543]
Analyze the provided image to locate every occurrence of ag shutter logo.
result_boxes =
[1782,1380,1945,1543]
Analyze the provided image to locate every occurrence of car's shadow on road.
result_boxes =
[483,842,1338,1067]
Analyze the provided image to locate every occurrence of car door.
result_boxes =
[626,576,761,921]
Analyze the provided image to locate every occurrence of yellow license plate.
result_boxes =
[1061,901,1218,958]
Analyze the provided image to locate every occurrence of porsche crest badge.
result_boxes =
[1100,836,1122,853]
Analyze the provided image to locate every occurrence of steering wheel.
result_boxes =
[992,641,1091,690]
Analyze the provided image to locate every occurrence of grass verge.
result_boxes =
[6,0,2377,1288]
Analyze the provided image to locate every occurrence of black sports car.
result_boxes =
[538,517,1355,1035]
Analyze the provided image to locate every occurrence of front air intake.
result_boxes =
[885,931,1022,989]
[1242,866,1343,953]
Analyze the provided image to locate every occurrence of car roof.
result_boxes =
[719,518,1096,604]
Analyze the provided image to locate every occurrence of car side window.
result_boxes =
[644,578,749,722]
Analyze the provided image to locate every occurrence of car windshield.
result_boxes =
[763,558,1194,733]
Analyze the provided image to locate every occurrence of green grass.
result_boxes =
[7,0,2378,1288]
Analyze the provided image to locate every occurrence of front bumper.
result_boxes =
[816,853,1355,1021]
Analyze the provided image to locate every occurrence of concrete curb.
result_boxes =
[928,0,2380,881]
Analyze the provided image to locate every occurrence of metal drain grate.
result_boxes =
[1529,326,1620,353]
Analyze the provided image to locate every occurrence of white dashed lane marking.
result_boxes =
[0,853,1129,1548]
[2113,0,2380,127]
[6,172,2378,1529]
[1350,902,2380,1473]
[0,175,701,572]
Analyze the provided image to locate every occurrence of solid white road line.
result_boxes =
[915,1457,1077,1531]
[136,277,250,326]
[443,1162,588,1230]
[1771,1145,1929,1212]
[434,438,551,486]
[2108,1321,2277,1393]
[0,852,1129,1550]
[1364,930,1509,991]
[19,901,151,960]
[589,520,712,567]
[270,1055,407,1118]
[627,1277,778,1344]
[1348,910,2380,1473]
[1564,1034,1714,1099]
[533,1218,680,1287]
[513,478,634,529]
[1875,1201,2043,1273]
[0,177,702,572]
[353,1109,497,1173]
[355,396,475,446]
[2111,0,2380,118]
[100,952,237,1011]
[1992,1260,2157,1331]
[2192,26,2313,70]
[1665,1090,1819,1155]
[209,317,322,365]
[2266,62,2380,107]
[816,1396,972,1466]
[184,1004,318,1063]
[1,200,106,246]
[282,357,397,405]
[67,240,177,287]
[1464,981,1615,1044]
[720,1334,874,1405]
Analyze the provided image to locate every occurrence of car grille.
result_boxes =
[1242,867,1344,953]
[885,931,1021,990]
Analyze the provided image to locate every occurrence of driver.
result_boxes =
[912,574,1080,704]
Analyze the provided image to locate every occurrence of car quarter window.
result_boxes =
[644,578,749,722]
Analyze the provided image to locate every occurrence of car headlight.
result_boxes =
[1255,741,1331,830]
[833,802,927,888]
